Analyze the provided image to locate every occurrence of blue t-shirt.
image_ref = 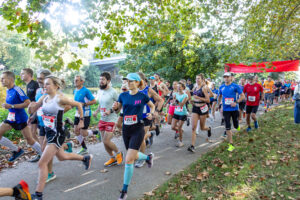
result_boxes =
[6,86,29,123]
[139,86,151,119]
[35,88,45,126]
[210,88,218,101]
[174,93,188,116]
[74,87,95,117]
[219,83,243,111]
[118,91,150,125]
[284,83,291,88]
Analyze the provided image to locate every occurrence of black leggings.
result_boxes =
[223,111,239,130]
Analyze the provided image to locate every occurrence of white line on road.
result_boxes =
[155,147,172,154]
[81,170,95,176]
[64,179,97,192]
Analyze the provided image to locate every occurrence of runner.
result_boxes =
[0,180,31,200]
[135,72,163,168]
[112,73,155,200]
[28,75,93,200]
[238,78,246,121]
[180,79,191,125]
[171,82,188,148]
[188,74,211,152]
[73,75,98,155]
[274,79,282,103]
[263,76,275,112]
[280,80,287,101]
[210,82,218,120]
[284,80,291,100]
[243,76,264,132]
[0,71,42,162]
[217,72,245,152]
[166,81,178,125]
[93,72,123,167]
[21,68,40,162]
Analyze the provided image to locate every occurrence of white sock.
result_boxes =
[196,121,200,133]
[31,142,42,155]
[0,137,18,152]
[88,130,93,137]
[76,135,83,144]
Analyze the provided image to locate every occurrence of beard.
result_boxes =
[100,84,107,90]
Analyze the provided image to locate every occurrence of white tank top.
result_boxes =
[42,95,64,131]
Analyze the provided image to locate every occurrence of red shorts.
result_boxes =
[168,105,176,115]
[98,121,115,132]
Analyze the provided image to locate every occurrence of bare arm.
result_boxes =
[149,88,164,111]
[28,96,45,114]
[59,95,84,118]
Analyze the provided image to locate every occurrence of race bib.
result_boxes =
[175,106,183,112]
[7,112,15,121]
[37,108,43,117]
[200,104,208,113]
[225,98,234,105]
[75,110,80,117]
[265,88,270,92]
[124,115,138,125]
[84,110,90,117]
[42,115,55,128]
[248,96,256,102]
[143,105,147,114]
[100,108,106,115]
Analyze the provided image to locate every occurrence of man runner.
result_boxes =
[263,76,275,112]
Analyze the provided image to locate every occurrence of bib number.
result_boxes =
[100,108,106,115]
[175,106,183,112]
[7,112,15,121]
[124,115,138,125]
[225,98,234,105]
[248,96,256,102]
[42,115,55,128]
[265,88,270,92]
[200,104,208,113]
[75,110,80,117]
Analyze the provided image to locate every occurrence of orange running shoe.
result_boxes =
[116,152,123,165]
[104,157,117,167]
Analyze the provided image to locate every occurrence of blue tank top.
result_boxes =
[139,86,151,119]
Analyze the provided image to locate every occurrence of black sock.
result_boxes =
[35,192,43,197]
[81,141,87,149]
[207,127,212,137]
[12,186,20,197]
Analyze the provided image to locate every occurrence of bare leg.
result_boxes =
[0,188,13,197]
[102,131,118,156]
[191,113,200,146]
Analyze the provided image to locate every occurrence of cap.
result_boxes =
[223,72,232,77]
[149,76,155,80]
[122,73,141,81]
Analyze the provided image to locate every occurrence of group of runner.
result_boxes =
[0,69,295,200]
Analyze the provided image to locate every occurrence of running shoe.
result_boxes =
[187,118,190,126]
[227,144,235,152]
[46,172,56,183]
[254,121,259,129]
[246,127,252,132]
[236,126,241,131]
[83,154,93,170]
[13,180,31,200]
[134,160,145,168]
[176,141,184,147]
[119,190,127,200]
[65,141,73,153]
[9,149,24,162]
[146,153,154,168]
[104,157,117,167]
[96,132,102,142]
[29,155,40,163]
[148,132,154,147]
[116,152,123,165]
[77,148,88,155]
[31,194,42,200]
[187,145,195,153]
[93,130,99,135]
[155,125,160,136]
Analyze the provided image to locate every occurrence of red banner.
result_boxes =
[225,60,299,73]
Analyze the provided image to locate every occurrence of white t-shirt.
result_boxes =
[96,87,119,122]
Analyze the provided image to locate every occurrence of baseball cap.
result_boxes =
[122,73,141,81]
[149,76,155,80]
[223,72,232,77]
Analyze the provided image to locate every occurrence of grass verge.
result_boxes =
[143,103,300,200]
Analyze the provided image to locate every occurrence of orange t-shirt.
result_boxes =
[263,80,275,93]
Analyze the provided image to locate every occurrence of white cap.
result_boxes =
[223,72,232,77]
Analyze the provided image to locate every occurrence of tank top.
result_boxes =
[42,95,64,132]
[139,86,150,118]
[193,86,205,102]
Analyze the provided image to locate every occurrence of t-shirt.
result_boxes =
[118,91,150,125]
[238,85,246,102]
[26,80,39,102]
[263,80,275,93]
[174,93,188,116]
[275,82,282,91]
[6,86,29,123]
[243,83,263,106]
[284,83,291,88]
[219,83,243,111]
[35,88,46,126]
[74,87,95,117]
[96,87,119,122]
[291,83,297,90]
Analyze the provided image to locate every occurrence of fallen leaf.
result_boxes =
[224,172,230,176]
[100,169,108,173]
[165,171,171,175]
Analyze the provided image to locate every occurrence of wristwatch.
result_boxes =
[11,105,15,108]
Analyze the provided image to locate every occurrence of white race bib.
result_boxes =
[7,112,15,121]
[37,108,43,117]
[200,104,208,113]
[124,115,138,125]
[265,88,270,92]
[100,108,106,115]
[84,110,90,117]
[248,96,256,102]
[175,106,183,112]
[225,98,234,105]
[75,110,80,117]
[42,115,55,128]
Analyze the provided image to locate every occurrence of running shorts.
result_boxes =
[223,111,239,130]
[173,114,187,121]
[192,105,209,115]
[122,123,145,150]
[98,120,115,132]
[143,118,153,127]
[45,128,65,148]
[239,102,246,111]
[246,106,259,114]
[168,105,176,116]
[74,116,91,130]
[38,125,46,137]
[4,121,27,131]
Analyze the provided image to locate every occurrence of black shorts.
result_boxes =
[122,123,145,150]
[274,90,280,97]
[4,121,27,131]
[74,117,90,130]
[210,99,217,106]
[246,105,259,114]
[239,102,246,111]
[39,125,46,137]
[285,88,291,95]
[30,114,38,124]
[192,105,209,115]
[223,111,239,130]
[173,114,187,121]
[143,118,153,127]
[45,127,65,148]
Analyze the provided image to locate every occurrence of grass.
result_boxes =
[143,102,300,200]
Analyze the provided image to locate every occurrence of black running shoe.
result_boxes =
[187,145,195,153]
[118,190,127,200]
[9,149,24,162]
[82,154,93,170]
[146,153,154,168]
[155,125,160,136]
[207,127,212,137]
[92,130,99,135]
[149,132,154,147]
[31,194,43,200]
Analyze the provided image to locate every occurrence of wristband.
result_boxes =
[80,117,84,120]
[83,103,87,107]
